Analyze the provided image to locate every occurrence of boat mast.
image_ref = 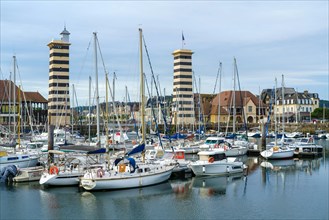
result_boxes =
[192,71,195,133]
[88,76,91,144]
[217,61,222,134]
[93,32,100,146]
[233,58,236,134]
[17,85,21,148]
[105,73,109,152]
[281,74,285,139]
[71,84,74,135]
[274,77,277,145]
[13,56,16,136]
[113,72,117,102]
[139,28,145,143]
[9,74,11,137]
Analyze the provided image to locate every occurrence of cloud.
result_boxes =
[1,1,328,105]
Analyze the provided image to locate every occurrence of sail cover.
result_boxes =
[126,143,145,157]
[87,148,106,155]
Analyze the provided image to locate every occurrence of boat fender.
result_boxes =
[49,166,59,175]
[97,168,105,178]
[208,157,215,163]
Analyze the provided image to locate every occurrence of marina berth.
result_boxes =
[188,150,247,176]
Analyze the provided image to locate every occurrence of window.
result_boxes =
[174,75,192,79]
[173,81,192,85]
[248,106,252,112]
[174,68,192,72]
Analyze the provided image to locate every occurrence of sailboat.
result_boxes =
[1,57,40,172]
[218,58,248,156]
[261,75,294,159]
[79,29,175,191]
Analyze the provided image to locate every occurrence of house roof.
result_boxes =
[0,80,47,103]
[24,91,47,103]
[211,90,264,107]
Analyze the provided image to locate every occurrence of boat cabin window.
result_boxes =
[205,140,217,144]
[137,168,143,173]
[144,168,151,172]
[174,152,185,159]
[8,157,19,161]
[213,153,226,161]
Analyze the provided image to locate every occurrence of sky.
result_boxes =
[1,1,328,106]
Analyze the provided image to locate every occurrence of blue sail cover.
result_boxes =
[195,125,205,134]
[127,157,136,170]
[126,143,145,157]
[163,133,187,140]
[114,157,124,166]
[87,148,106,155]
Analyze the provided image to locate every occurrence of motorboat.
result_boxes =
[199,136,225,150]
[219,140,248,157]
[289,136,323,153]
[13,166,44,182]
[0,150,40,170]
[188,150,247,176]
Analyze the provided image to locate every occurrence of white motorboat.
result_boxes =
[0,150,40,170]
[188,151,247,176]
[199,136,225,150]
[289,136,323,153]
[13,166,44,182]
[219,140,248,157]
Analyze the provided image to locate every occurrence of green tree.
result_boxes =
[311,108,329,120]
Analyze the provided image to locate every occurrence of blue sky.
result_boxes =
[1,1,328,106]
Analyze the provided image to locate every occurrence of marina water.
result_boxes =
[1,139,328,220]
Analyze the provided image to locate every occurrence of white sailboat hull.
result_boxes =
[80,165,175,191]
[39,171,83,186]
[260,148,294,159]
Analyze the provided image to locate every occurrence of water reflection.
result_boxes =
[192,174,245,197]
[260,157,323,173]
[260,156,325,190]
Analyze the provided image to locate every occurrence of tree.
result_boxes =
[311,107,329,120]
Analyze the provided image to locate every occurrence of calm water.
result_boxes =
[1,140,328,220]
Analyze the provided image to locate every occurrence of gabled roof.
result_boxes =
[211,90,264,107]
[0,80,47,103]
[24,91,47,103]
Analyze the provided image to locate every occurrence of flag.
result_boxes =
[182,32,185,48]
